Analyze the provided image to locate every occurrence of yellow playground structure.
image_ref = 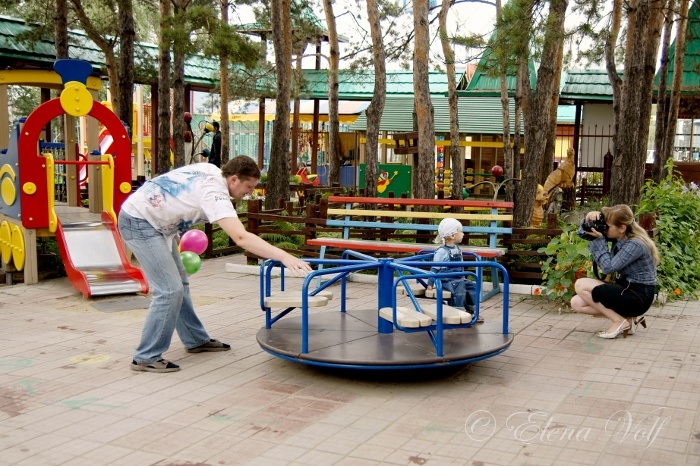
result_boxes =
[0,60,147,297]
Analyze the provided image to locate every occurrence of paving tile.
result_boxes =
[0,253,698,465]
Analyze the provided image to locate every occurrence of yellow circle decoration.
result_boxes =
[60,81,93,117]
[0,221,11,264]
[0,164,17,206]
[10,224,24,270]
[1,176,16,206]
[119,182,131,194]
[22,182,36,195]
[69,354,110,365]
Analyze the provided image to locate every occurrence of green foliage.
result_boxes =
[539,160,700,306]
[8,86,40,122]
[539,225,593,305]
[260,220,305,253]
[638,163,700,301]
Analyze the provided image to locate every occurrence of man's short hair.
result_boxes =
[212,121,220,130]
[221,155,261,180]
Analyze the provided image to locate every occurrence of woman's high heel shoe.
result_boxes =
[627,316,647,335]
[597,320,631,339]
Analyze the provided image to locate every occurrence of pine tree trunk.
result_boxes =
[219,0,230,165]
[54,0,68,59]
[652,0,674,182]
[413,0,435,202]
[439,0,462,201]
[540,41,564,185]
[157,0,172,175]
[660,0,689,180]
[494,0,513,200]
[511,58,526,204]
[172,28,186,169]
[266,0,293,209]
[513,0,567,227]
[609,0,664,206]
[117,0,135,135]
[364,0,386,198]
[323,0,340,187]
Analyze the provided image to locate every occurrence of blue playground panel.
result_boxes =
[256,250,514,370]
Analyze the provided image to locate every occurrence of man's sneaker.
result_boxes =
[131,359,180,373]
[187,339,231,353]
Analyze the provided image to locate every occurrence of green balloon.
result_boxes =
[180,251,201,274]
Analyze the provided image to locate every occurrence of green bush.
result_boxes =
[538,225,593,306]
[539,160,700,306]
[638,164,700,300]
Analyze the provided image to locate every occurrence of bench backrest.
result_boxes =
[326,196,513,248]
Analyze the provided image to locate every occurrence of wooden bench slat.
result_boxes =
[424,289,452,299]
[325,220,512,235]
[307,238,506,258]
[328,208,512,222]
[419,303,472,324]
[310,196,512,303]
[379,306,433,328]
[398,283,426,296]
[264,291,332,308]
[329,196,514,209]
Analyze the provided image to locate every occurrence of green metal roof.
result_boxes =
[349,96,522,134]
[560,69,615,102]
[0,15,104,69]
[655,2,700,94]
[460,61,537,96]
[350,96,575,134]
[458,32,538,97]
[294,69,452,100]
[0,14,220,87]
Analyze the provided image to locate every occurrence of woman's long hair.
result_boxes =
[602,205,661,265]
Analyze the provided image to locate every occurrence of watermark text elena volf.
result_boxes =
[464,408,670,450]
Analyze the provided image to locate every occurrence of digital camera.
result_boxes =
[577,214,608,240]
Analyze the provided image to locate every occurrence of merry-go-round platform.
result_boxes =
[256,251,514,371]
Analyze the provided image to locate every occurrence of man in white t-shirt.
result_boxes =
[119,155,312,373]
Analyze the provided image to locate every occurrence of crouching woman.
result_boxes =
[571,205,660,339]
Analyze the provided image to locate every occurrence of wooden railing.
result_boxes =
[200,195,566,285]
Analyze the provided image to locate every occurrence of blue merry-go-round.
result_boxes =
[256,249,514,370]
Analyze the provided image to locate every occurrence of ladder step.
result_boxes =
[379,306,433,328]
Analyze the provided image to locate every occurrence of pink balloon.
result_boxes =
[180,229,208,255]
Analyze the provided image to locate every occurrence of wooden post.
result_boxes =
[638,212,658,239]
[246,199,261,265]
[204,223,214,258]
[603,151,612,196]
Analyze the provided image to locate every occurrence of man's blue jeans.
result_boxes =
[118,211,210,363]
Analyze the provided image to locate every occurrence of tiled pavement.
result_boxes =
[0,254,699,465]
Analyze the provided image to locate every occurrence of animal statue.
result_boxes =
[530,184,547,227]
[547,187,563,216]
[543,147,575,195]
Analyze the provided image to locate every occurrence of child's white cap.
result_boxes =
[435,218,462,243]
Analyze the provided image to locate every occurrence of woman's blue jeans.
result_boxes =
[118,211,210,363]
